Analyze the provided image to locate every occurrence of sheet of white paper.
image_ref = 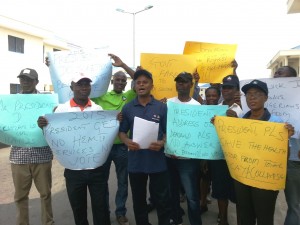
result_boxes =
[133,117,159,149]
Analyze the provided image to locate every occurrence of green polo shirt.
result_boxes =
[91,89,136,144]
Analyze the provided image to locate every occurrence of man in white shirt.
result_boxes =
[38,73,110,225]
[167,72,202,225]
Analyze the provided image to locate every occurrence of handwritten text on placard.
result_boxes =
[0,94,58,147]
[183,41,237,83]
[44,110,119,169]
[214,116,288,190]
[140,53,198,99]
[165,102,227,159]
[240,77,300,140]
[48,48,112,103]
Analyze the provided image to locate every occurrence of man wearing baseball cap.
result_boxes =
[166,72,202,225]
[210,74,243,225]
[38,74,110,225]
[17,68,39,93]
[10,68,55,225]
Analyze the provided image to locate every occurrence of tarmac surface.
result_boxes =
[0,147,288,225]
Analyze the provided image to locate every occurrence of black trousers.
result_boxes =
[234,180,279,225]
[129,171,172,225]
[64,166,111,225]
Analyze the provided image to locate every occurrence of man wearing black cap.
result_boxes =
[10,68,54,225]
[38,73,110,225]
[210,74,243,225]
[166,72,202,225]
[119,69,171,225]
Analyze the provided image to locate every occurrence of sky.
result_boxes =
[1,0,300,81]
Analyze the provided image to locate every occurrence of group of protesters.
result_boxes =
[9,53,299,225]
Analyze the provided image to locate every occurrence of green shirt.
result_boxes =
[91,89,136,144]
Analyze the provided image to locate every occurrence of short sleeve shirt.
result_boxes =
[91,89,136,111]
[119,96,167,173]
[91,90,136,144]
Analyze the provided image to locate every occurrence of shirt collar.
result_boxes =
[110,90,122,95]
[70,98,92,111]
[133,95,155,106]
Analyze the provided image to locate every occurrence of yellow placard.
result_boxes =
[183,41,237,83]
[140,53,198,99]
[214,116,288,190]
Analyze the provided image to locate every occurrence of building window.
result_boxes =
[8,35,24,53]
[10,83,21,94]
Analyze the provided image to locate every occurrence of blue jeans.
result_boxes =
[64,166,110,225]
[129,171,172,225]
[104,144,128,217]
[167,157,202,225]
[284,161,300,225]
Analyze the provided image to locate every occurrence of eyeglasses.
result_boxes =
[245,92,265,99]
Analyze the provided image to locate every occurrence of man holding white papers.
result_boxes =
[166,72,202,225]
[119,69,171,225]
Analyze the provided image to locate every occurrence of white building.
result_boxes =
[0,15,79,94]
[266,1,300,77]
[287,0,300,13]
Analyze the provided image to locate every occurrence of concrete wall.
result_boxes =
[0,27,51,93]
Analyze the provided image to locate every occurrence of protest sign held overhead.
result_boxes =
[140,53,198,99]
[183,41,237,83]
[47,48,112,103]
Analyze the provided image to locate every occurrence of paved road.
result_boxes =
[0,147,287,225]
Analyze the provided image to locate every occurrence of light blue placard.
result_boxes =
[0,94,58,147]
[44,110,119,169]
[48,48,112,103]
[166,101,227,159]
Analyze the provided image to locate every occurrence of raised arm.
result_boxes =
[108,53,135,79]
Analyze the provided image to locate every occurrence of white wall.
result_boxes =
[0,27,55,93]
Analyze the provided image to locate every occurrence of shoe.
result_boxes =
[116,215,129,225]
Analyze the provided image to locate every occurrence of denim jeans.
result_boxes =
[64,166,110,225]
[167,157,202,225]
[129,171,172,225]
[104,144,128,217]
[284,161,300,225]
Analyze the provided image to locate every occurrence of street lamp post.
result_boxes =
[116,5,153,69]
